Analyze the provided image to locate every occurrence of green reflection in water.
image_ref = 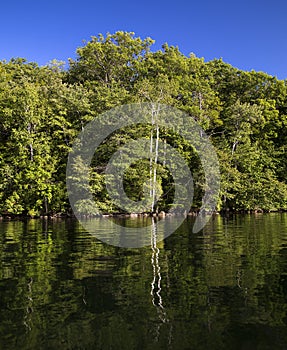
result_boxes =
[0,214,287,349]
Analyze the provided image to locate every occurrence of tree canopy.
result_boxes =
[1,31,287,217]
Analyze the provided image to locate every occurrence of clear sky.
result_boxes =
[1,0,287,79]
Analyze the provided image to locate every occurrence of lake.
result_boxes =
[1,214,287,349]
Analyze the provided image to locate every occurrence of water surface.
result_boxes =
[1,214,287,349]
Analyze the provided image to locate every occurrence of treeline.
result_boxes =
[1,31,287,217]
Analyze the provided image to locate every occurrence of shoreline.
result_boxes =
[1,208,287,221]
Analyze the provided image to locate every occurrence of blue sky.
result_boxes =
[1,0,287,79]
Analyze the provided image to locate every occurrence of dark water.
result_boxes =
[1,214,287,349]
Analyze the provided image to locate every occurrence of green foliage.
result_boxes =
[1,31,287,215]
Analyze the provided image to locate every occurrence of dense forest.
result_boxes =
[1,31,287,217]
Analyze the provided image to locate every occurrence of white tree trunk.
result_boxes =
[150,104,160,213]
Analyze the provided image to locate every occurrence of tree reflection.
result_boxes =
[150,217,174,346]
[1,215,287,349]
